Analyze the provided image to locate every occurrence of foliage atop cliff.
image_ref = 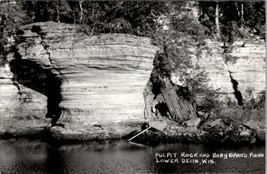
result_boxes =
[1,1,265,39]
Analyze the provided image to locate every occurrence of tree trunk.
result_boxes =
[160,78,197,122]
[240,3,244,27]
[56,2,60,23]
[235,2,240,18]
[215,1,220,38]
[79,0,83,24]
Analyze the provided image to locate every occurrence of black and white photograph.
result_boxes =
[0,0,265,173]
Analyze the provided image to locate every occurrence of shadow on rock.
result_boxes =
[9,58,63,126]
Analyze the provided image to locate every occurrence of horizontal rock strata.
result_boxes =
[1,22,158,139]
[191,40,265,103]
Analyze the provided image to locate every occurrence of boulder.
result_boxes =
[243,120,265,142]
[201,118,226,132]
[182,117,201,130]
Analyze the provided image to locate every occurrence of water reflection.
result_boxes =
[0,140,264,173]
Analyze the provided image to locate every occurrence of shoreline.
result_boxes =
[1,118,265,146]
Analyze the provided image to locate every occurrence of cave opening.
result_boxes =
[9,58,63,126]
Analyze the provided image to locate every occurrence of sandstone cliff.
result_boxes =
[172,39,265,105]
[0,22,265,141]
[201,40,265,104]
[0,22,158,139]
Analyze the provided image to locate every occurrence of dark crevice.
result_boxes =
[31,25,42,34]
[155,102,169,117]
[150,81,161,99]
[174,85,192,102]
[229,71,243,105]
[31,25,47,37]
[9,55,63,126]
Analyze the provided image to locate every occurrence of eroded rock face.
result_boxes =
[226,42,265,102]
[189,40,265,104]
[1,22,158,139]
[0,61,49,136]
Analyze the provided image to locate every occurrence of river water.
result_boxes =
[0,139,265,173]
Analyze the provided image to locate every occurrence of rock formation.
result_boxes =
[225,41,265,102]
[176,39,265,104]
[0,22,264,142]
[0,22,158,139]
